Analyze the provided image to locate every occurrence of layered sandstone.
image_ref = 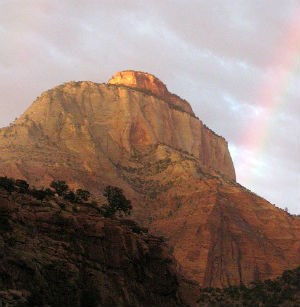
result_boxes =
[0,71,299,293]
[0,74,235,186]
[150,177,300,287]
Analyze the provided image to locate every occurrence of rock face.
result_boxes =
[108,70,195,115]
[0,70,299,291]
[0,188,184,307]
[108,70,169,99]
[0,72,235,185]
[150,178,300,288]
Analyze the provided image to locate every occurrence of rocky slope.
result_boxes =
[0,187,184,307]
[150,176,300,288]
[0,70,299,290]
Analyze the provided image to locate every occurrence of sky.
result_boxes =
[0,0,299,213]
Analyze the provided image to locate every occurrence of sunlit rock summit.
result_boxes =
[108,70,195,115]
[108,70,171,99]
[0,70,299,291]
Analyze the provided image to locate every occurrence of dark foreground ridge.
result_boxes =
[0,179,185,307]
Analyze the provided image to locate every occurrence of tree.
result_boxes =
[0,176,15,192]
[50,180,69,196]
[101,186,132,218]
[63,190,77,203]
[15,179,29,193]
[30,187,53,201]
[75,189,91,202]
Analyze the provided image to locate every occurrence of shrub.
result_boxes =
[50,180,69,196]
[101,186,132,218]
[75,189,91,202]
[0,176,15,192]
[63,191,77,203]
[15,179,29,193]
[30,188,51,201]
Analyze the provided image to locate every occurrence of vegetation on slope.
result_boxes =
[197,266,300,306]
[0,176,132,218]
[0,176,184,307]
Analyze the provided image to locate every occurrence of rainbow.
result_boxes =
[237,6,300,185]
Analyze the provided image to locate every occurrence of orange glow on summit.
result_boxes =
[108,70,169,98]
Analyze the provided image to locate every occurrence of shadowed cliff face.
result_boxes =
[0,189,184,307]
[150,179,300,287]
[0,71,299,290]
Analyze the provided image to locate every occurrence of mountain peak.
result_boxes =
[0,71,299,291]
[108,70,169,98]
[108,70,195,115]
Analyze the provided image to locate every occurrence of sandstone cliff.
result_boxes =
[0,71,235,186]
[0,188,184,307]
[0,70,299,291]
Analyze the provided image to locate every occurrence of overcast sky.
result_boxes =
[0,0,299,213]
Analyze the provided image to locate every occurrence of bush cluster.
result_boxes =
[198,266,300,306]
[0,177,90,203]
[0,176,131,218]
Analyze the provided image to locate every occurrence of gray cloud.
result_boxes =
[0,0,299,213]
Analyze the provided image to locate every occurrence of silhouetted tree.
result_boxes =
[101,186,132,218]
[50,180,69,196]
[15,179,29,193]
[75,189,91,202]
[30,188,53,201]
[63,190,77,203]
[0,176,15,192]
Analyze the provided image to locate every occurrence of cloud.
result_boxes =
[230,144,300,214]
[0,0,299,213]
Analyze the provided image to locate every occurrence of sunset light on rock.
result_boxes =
[0,1,299,306]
